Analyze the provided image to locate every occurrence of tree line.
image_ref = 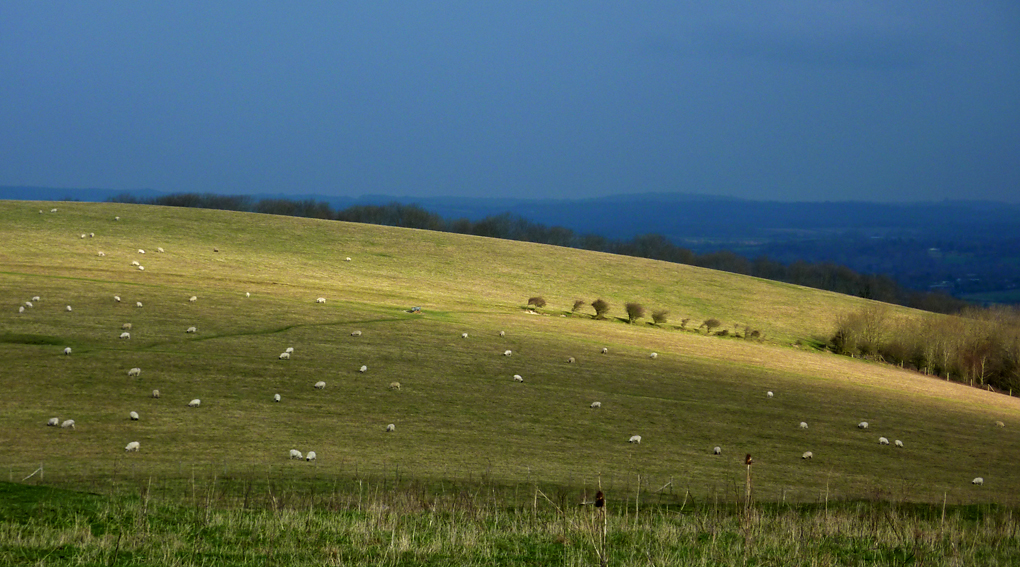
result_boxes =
[108,193,966,314]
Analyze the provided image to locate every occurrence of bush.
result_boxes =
[625,302,646,323]
[652,310,670,325]
[702,319,722,333]
[572,299,587,313]
[527,296,547,308]
[591,299,610,319]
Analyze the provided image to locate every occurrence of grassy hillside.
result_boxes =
[2,200,1019,504]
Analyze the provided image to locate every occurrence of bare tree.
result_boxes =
[651,309,669,325]
[572,299,587,313]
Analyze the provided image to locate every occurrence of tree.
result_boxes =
[701,318,722,334]
[572,299,587,313]
[625,302,646,324]
[591,299,610,320]
[527,296,547,308]
[651,309,670,325]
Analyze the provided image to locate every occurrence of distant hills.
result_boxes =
[4,185,1019,303]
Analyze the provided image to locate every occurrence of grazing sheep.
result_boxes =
[802,451,814,459]
[245,292,250,298]
[351,330,362,337]
[187,399,201,408]
[316,297,326,304]
[628,435,642,444]
[189,296,197,303]
[66,305,72,312]
[567,357,575,363]
[499,330,505,337]
[89,233,94,238]
[649,352,658,359]
[98,251,106,257]
[128,367,141,377]
[120,332,130,339]
[47,417,59,427]
[81,234,86,239]
[972,477,984,486]
[186,327,196,333]
[25,301,33,308]
[289,449,303,460]
[274,393,281,402]
[799,422,808,429]
[285,347,294,353]
[115,216,120,220]
[879,437,890,445]
[18,306,24,313]
[386,424,395,432]
[138,266,144,271]
[314,381,326,390]
[129,411,139,421]
[138,249,145,254]
[157,247,164,253]
[122,323,132,330]
[389,382,401,390]
[51,208,57,213]
[359,365,368,373]
[461,333,468,339]
[125,441,140,452]
[114,296,121,302]
[894,439,904,448]
[713,446,722,455]
[995,421,1006,428]
[601,347,608,354]
[136,302,143,308]
[131,260,140,266]
[767,391,774,398]
[61,419,75,429]
[32,296,40,301]
[152,389,160,398]
[345,257,352,262]
[503,350,512,356]
[279,352,290,360]
[513,374,524,382]
[63,347,72,355]
[590,401,601,409]
[858,422,869,429]
[306,451,316,461]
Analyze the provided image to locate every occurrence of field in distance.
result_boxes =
[1,200,1018,503]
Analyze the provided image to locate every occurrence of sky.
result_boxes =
[1,2,1018,202]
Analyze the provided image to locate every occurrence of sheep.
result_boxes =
[713,446,722,455]
[289,449,303,460]
[115,216,120,220]
[245,292,250,298]
[136,302,143,308]
[590,401,601,409]
[186,327,196,333]
[274,393,281,402]
[187,399,201,408]
[879,437,890,445]
[279,352,290,360]
[66,305,72,312]
[80,233,86,239]
[389,382,401,390]
[125,441,140,452]
[89,233,94,238]
[157,247,164,253]
[649,352,658,359]
[63,347,72,355]
[306,451,317,461]
[359,365,368,373]
[802,451,814,459]
[98,251,106,257]
[316,297,326,304]
[894,439,904,448]
[314,381,326,390]
[972,477,984,486]
[25,301,33,308]
[345,257,352,262]
[189,296,197,303]
[138,249,145,254]
[628,435,642,444]
[128,367,141,377]
[61,419,75,429]
[858,421,869,429]
[461,333,469,339]
[799,422,808,429]
[995,420,1006,428]
[386,424,395,432]
[122,323,131,330]
[503,350,512,356]
[131,260,140,266]
[285,347,294,353]
[120,332,131,339]
[567,357,575,363]
[138,266,144,271]
[114,296,121,302]
[32,296,40,302]
[51,208,57,213]
[601,347,608,354]
[18,306,24,313]
[499,330,505,337]
[767,391,774,398]
[152,389,160,398]
[47,417,59,427]
[351,330,362,337]
[513,374,524,382]
[129,411,139,421]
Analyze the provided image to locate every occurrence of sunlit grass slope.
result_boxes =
[1,200,1018,503]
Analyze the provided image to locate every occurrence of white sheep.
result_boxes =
[189,296,197,303]
[186,327,196,333]
[567,357,575,363]
[136,302,143,308]
[316,297,326,304]
[137,266,144,271]
[995,420,1006,428]
[80,233,86,239]
[131,260,140,266]
[503,350,512,356]
[25,301,33,308]
[713,446,722,455]
[274,393,281,402]
[799,422,808,429]
[858,421,869,429]
[51,208,57,213]
[499,330,505,337]
[63,347,72,355]
[138,249,145,254]
[879,437,890,445]
[279,352,290,360]
[129,411,139,421]
[590,401,601,409]
[31,296,40,301]
[461,333,468,339]
[894,439,904,448]
[122,323,132,330]
[157,247,164,253]
[152,389,160,398]
[351,330,362,337]
[389,382,401,390]
[61,419,75,429]
[47,417,59,427]
[628,435,642,444]
[128,367,141,377]
[972,477,984,486]
[66,305,72,312]
[314,381,326,390]
[386,424,395,432]
[89,233,94,238]
[802,451,814,459]
[125,441,140,452]
[98,251,106,257]
[245,292,250,298]
[359,365,368,373]
[306,451,317,461]
[285,347,294,353]
[289,449,303,460]
[18,306,24,313]
[115,216,120,220]
[767,391,774,398]
[601,347,608,354]
[513,374,524,382]
[114,296,121,302]
[120,332,131,339]
[649,352,658,359]
[345,257,352,262]
[187,399,201,408]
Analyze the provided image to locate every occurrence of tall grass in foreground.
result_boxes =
[2,477,1018,567]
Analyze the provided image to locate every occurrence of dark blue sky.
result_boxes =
[2,2,1018,202]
